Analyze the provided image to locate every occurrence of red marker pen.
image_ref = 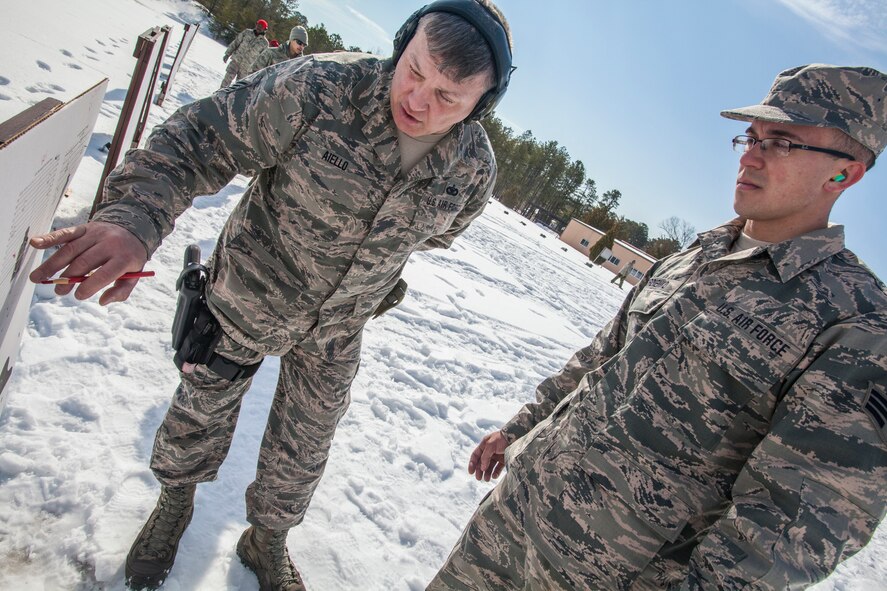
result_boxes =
[39,271,155,285]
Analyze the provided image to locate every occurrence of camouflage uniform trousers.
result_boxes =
[220,59,242,88]
[150,327,362,529]
[427,431,671,590]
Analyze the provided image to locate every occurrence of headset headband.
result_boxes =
[392,0,513,121]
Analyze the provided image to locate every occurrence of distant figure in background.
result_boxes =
[220,18,269,88]
[269,39,280,48]
[248,26,309,75]
[609,258,635,288]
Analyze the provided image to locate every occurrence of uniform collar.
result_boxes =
[349,59,473,180]
[696,217,847,283]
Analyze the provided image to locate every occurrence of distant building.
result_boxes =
[559,219,657,286]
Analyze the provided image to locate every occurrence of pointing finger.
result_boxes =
[29,226,92,282]
[30,225,88,249]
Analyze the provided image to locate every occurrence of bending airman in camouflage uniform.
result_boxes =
[27,1,513,589]
[220,19,270,88]
[248,26,308,76]
[429,64,887,590]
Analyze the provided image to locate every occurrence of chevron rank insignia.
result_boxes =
[864,386,887,443]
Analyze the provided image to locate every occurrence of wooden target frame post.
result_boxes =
[90,25,171,218]
[155,23,200,107]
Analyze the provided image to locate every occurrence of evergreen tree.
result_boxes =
[580,205,615,232]
[197,0,306,44]
[587,223,620,264]
[615,218,648,247]
[645,237,681,259]
[304,23,362,54]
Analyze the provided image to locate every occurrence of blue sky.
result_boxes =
[297,0,887,279]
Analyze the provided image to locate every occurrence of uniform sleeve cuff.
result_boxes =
[92,205,161,259]
[500,418,530,444]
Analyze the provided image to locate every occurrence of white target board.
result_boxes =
[0,79,109,413]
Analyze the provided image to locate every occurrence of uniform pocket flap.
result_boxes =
[629,282,676,315]
[580,440,693,542]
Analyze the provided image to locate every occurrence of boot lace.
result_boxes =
[268,530,304,587]
[138,487,193,559]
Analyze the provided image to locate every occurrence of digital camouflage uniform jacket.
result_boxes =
[93,54,496,359]
[501,219,887,589]
[248,45,292,76]
[223,28,269,68]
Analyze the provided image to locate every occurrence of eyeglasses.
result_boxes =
[294,39,306,47]
[732,135,855,161]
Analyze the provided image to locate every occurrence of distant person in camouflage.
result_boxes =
[220,18,270,88]
[429,64,887,590]
[28,1,512,589]
[610,257,636,288]
[248,26,308,76]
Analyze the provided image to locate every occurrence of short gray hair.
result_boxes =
[420,1,510,86]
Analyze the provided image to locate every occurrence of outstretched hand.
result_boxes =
[28,221,149,306]
[468,430,509,481]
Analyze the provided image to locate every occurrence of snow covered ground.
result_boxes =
[0,1,884,589]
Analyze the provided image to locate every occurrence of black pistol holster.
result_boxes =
[171,245,262,381]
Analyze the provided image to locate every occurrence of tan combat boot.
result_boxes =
[236,525,306,591]
[124,484,196,590]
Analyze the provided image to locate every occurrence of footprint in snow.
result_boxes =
[0,76,10,85]
[96,39,106,46]
[26,85,53,94]
[0,94,10,101]
[25,83,65,94]
[37,61,52,72]
[85,46,97,54]
[60,49,73,57]
[66,63,82,70]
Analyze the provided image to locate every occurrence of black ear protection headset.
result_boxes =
[392,0,513,121]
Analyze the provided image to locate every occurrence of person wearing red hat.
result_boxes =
[220,19,270,88]
[269,39,280,48]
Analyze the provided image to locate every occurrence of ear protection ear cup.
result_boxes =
[393,10,421,63]
[392,0,512,121]
[833,174,846,182]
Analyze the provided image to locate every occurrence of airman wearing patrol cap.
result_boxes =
[430,64,887,591]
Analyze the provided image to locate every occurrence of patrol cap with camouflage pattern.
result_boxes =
[720,64,887,159]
